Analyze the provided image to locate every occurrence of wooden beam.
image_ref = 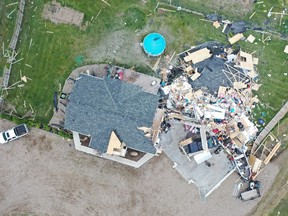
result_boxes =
[264,142,281,164]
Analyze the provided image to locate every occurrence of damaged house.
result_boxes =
[64,74,160,168]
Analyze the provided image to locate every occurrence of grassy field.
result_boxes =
[0,0,19,76]
[0,0,287,126]
[160,0,288,35]
[0,0,226,123]
[269,196,288,216]
[1,0,156,122]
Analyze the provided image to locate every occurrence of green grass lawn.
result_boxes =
[270,197,288,216]
[1,0,156,122]
[0,0,287,126]
[237,30,288,122]
[160,0,288,35]
[0,0,20,76]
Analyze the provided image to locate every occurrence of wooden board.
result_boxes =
[106,131,122,155]
[190,71,201,81]
[264,142,281,165]
[229,33,244,44]
[179,137,193,146]
[184,48,211,64]
[213,21,220,28]
[247,34,256,43]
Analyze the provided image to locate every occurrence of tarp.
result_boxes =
[194,151,212,164]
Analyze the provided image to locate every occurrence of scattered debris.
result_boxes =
[249,11,256,19]
[101,0,111,7]
[213,21,221,29]
[6,2,18,7]
[42,1,84,27]
[183,47,212,64]
[230,21,247,34]
[156,40,275,194]
[229,33,244,45]
[284,45,288,54]
[247,34,256,43]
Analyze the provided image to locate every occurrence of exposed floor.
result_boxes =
[0,119,279,216]
[160,121,235,198]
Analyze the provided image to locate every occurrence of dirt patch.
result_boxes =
[0,118,280,216]
[42,1,84,27]
[87,30,150,67]
[86,20,175,70]
[251,149,288,216]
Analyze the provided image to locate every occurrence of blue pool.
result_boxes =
[143,33,166,56]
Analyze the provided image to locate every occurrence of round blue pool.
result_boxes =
[143,33,166,56]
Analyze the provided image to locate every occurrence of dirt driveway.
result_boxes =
[0,119,279,216]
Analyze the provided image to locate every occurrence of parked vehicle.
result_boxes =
[0,124,29,144]
[239,188,261,201]
[239,181,261,201]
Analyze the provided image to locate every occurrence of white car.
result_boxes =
[0,124,29,144]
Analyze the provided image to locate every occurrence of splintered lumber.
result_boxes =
[9,0,26,50]
[158,8,176,12]
[137,126,151,133]
[184,65,193,76]
[249,11,256,19]
[229,33,244,45]
[252,102,288,153]
[168,51,176,63]
[12,58,23,64]
[200,126,208,151]
[233,81,246,90]
[151,108,164,143]
[152,56,161,71]
[101,0,111,7]
[6,2,18,7]
[249,155,262,173]
[263,142,281,165]
[160,69,168,81]
[179,137,193,146]
[218,86,227,97]
[251,83,262,91]
[95,10,102,20]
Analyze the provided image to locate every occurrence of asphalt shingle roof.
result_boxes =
[64,74,158,154]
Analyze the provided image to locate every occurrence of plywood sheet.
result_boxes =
[218,86,227,97]
[213,21,221,28]
[184,48,212,64]
[190,71,201,81]
[229,33,244,44]
[247,34,256,43]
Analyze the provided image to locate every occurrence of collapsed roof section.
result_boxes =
[178,41,259,94]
